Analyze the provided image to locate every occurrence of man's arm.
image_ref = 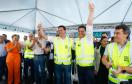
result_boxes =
[87,0,94,26]
[102,45,112,69]
[111,66,132,75]
[121,66,132,74]
[102,55,112,69]
[86,0,95,42]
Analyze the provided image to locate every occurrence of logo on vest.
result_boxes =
[124,56,129,61]
[78,43,81,47]
[65,45,68,49]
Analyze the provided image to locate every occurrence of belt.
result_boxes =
[120,81,129,84]
[77,65,94,70]
[34,54,44,56]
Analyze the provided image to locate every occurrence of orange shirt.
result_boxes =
[5,42,21,56]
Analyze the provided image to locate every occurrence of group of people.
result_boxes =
[0,0,132,84]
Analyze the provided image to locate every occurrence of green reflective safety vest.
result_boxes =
[108,41,132,83]
[75,36,94,67]
[24,40,34,59]
[54,36,73,65]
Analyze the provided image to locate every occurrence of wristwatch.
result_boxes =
[121,67,126,73]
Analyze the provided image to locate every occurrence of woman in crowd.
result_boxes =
[94,36,109,84]
[5,34,21,84]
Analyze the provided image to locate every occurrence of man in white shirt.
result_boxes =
[102,24,132,84]
[32,25,47,84]
[74,1,95,84]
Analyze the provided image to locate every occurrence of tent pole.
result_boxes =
[94,0,120,20]
[38,10,55,27]
[121,0,132,24]
[38,8,77,25]
[0,8,34,12]
[10,9,34,26]
[75,0,83,25]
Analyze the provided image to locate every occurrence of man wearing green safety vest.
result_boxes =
[40,25,73,84]
[75,1,95,84]
[37,21,74,84]
[54,25,73,84]
[102,24,132,84]
[24,33,35,84]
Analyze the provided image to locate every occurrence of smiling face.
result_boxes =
[100,37,108,47]
[114,29,127,43]
[28,33,34,41]
[58,27,66,38]
[12,35,18,42]
[24,36,27,41]
[114,24,130,44]
[78,27,86,39]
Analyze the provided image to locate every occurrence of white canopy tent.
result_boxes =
[0,0,132,31]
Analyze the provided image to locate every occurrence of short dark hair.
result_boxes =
[115,24,131,39]
[58,25,66,31]
[12,34,18,39]
[2,34,7,37]
[102,32,107,35]
[100,36,108,42]
[17,35,20,39]
[78,25,86,31]
[111,36,114,42]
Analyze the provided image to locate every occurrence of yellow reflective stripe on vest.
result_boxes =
[109,68,119,83]
[77,54,94,66]
[75,37,94,67]
[54,37,72,65]
[55,54,71,58]
[25,52,34,55]
[54,59,71,64]
[24,51,34,59]
[77,55,93,59]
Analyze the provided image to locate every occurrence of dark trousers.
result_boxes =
[108,80,116,84]
[34,55,47,84]
[0,56,7,81]
[24,58,34,84]
[54,64,71,84]
[96,64,108,84]
[77,65,95,84]
[47,60,54,84]
[128,79,132,84]
[108,80,131,84]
